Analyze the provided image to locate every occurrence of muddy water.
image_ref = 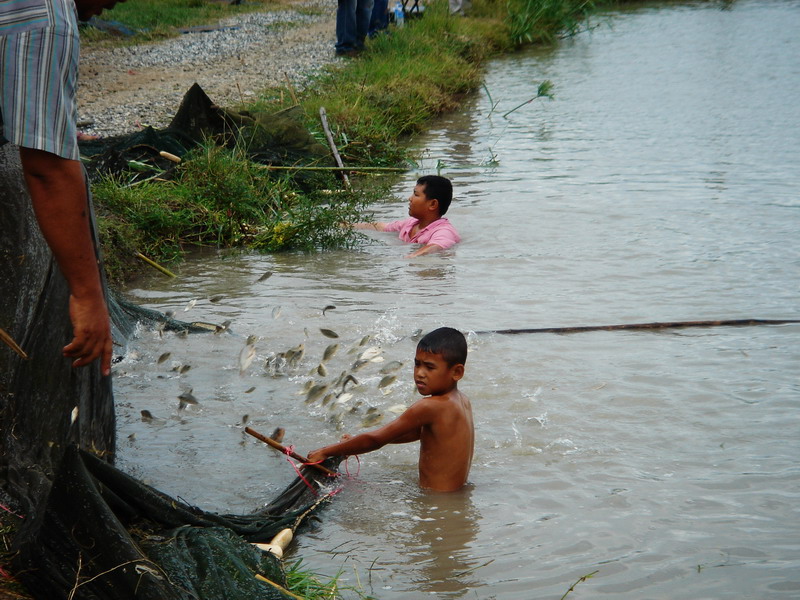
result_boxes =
[115,1,800,597]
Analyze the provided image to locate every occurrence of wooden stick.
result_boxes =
[479,318,800,336]
[245,427,337,477]
[255,165,406,172]
[0,327,28,359]
[254,574,305,600]
[135,252,177,278]
[319,107,350,190]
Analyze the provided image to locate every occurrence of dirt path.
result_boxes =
[77,9,337,137]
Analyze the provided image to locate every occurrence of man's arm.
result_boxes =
[20,148,112,375]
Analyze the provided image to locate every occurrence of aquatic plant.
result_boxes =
[506,0,596,46]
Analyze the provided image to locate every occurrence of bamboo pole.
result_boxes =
[0,327,28,359]
[254,574,305,600]
[135,252,177,278]
[245,427,338,477]
[255,165,406,172]
[479,318,800,336]
[319,106,350,190]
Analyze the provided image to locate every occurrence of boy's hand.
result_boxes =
[307,434,352,463]
[307,449,328,463]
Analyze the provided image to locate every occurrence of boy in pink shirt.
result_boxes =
[354,175,460,257]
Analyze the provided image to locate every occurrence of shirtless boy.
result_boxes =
[354,175,461,257]
[308,327,474,492]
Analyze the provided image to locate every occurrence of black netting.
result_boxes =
[1,142,341,599]
[12,446,337,600]
[80,83,333,188]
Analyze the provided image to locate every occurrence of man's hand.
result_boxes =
[63,292,112,375]
[74,0,124,21]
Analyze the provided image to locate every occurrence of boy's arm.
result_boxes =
[406,244,442,258]
[308,400,432,462]
[352,222,388,231]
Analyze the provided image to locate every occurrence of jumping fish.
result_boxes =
[361,412,384,428]
[378,374,397,389]
[239,343,257,376]
[358,346,382,362]
[341,374,359,392]
[257,271,273,282]
[285,343,305,368]
[380,360,404,374]
[322,343,339,362]
[322,305,336,316]
[178,389,199,409]
[316,363,328,377]
[272,306,282,319]
[184,299,197,312]
[333,392,353,406]
[209,294,224,303]
[244,386,256,394]
[320,328,339,339]
[215,320,232,334]
[179,364,191,374]
[157,352,171,364]
[270,427,285,443]
[305,383,329,404]
[141,409,154,422]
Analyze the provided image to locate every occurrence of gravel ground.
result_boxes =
[77,0,340,138]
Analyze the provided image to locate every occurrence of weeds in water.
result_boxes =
[507,0,596,46]
[285,559,377,600]
[559,569,599,599]
[502,79,554,118]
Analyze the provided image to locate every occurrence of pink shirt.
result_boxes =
[382,217,461,249]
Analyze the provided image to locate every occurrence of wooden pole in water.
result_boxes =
[479,318,800,336]
[245,427,337,477]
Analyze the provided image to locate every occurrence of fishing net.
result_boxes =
[12,445,337,600]
[1,143,341,599]
[79,83,333,189]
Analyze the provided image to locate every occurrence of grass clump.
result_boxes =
[93,143,374,282]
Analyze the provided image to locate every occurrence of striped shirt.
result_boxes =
[0,0,50,36]
[0,0,80,159]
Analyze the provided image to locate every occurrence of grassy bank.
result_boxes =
[88,0,601,284]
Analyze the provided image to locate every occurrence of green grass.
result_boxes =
[80,0,290,44]
[93,142,377,283]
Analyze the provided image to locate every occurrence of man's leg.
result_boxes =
[336,0,357,52]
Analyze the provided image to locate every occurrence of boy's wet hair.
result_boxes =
[417,175,453,216]
[417,327,467,366]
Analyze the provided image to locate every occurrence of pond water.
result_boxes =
[115,0,800,598]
